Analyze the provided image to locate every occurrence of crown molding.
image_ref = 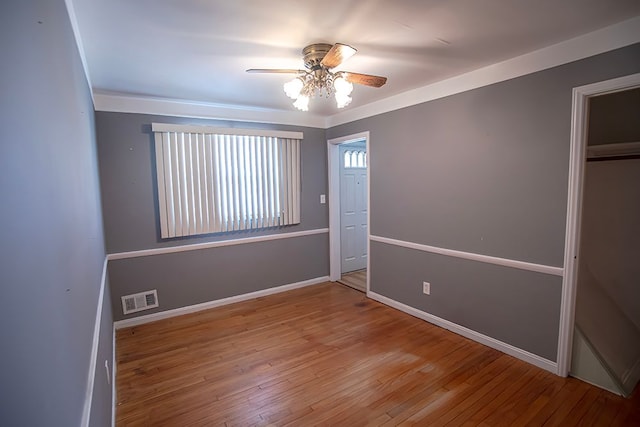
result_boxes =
[92,15,640,130]
[93,92,327,128]
[326,16,640,128]
[64,0,94,106]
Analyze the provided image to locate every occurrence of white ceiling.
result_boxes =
[71,0,640,118]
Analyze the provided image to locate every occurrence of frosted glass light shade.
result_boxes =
[284,78,304,99]
[293,94,309,111]
[335,92,352,108]
[334,76,353,95]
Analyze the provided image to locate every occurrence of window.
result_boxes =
[152,123,302,238]
[344,149,366,168]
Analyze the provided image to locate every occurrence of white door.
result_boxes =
[340,144,367,273]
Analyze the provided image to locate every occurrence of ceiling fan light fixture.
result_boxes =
[334,76,353,96]
[283,77,304,99]
[293,94,310,111]
[248,43,387,112]
[335,92,352,109]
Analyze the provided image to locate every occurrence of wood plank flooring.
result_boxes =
[338,269,367,292]
[116,282,640,426]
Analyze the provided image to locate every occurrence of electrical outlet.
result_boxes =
[423,281,431,295]
[320,194,326,204]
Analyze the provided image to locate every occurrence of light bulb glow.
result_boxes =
[293,94,309,111]
[282,72,355,111]
[334,76,353,96]
[283,78,304,99]
[335,92,352,108]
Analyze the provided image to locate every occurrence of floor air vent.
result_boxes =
[121,290,159,315]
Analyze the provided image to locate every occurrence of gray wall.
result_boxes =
[327,43,640,361]
[108,234,328,317]
[371,242,562,360]
[0,1,112,426]
[96,112,330,320]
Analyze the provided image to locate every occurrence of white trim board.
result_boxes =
[64,0,94,106]
[81,256,109,427]
[107,228,328,261]
[587,141,640,159]
[622,357,640,397]
[114,276,329,329]
[557,72,640,377]
[327,132,371,282]
[367,291,557,374]
[370,235,563,277]
[92,17,640,129]
[111,324,116,427]
[94,92,326,129]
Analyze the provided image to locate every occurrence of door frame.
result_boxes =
[327,131,370,289]
[557,72,640,376]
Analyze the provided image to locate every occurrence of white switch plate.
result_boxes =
[320,194,326,204]
[423,282,431,295]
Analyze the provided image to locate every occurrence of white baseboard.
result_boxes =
[622,354,640,397]
[367,290,558,374]
[111,324,116,427]
[114,276,330,329]
[81,257,109,427]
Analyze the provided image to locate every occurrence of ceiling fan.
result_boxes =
[247,43,387,111]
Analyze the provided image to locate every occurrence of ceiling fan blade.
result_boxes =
[246,69,305,74]
[342,72,387,88]
[320,43,357,69]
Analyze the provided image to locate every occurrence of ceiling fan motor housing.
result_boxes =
[302,43,333,70]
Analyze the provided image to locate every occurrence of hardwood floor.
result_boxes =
[116,282,640,426]
[338,269,367,292]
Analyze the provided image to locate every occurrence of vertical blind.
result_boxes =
[152,124,302,238]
